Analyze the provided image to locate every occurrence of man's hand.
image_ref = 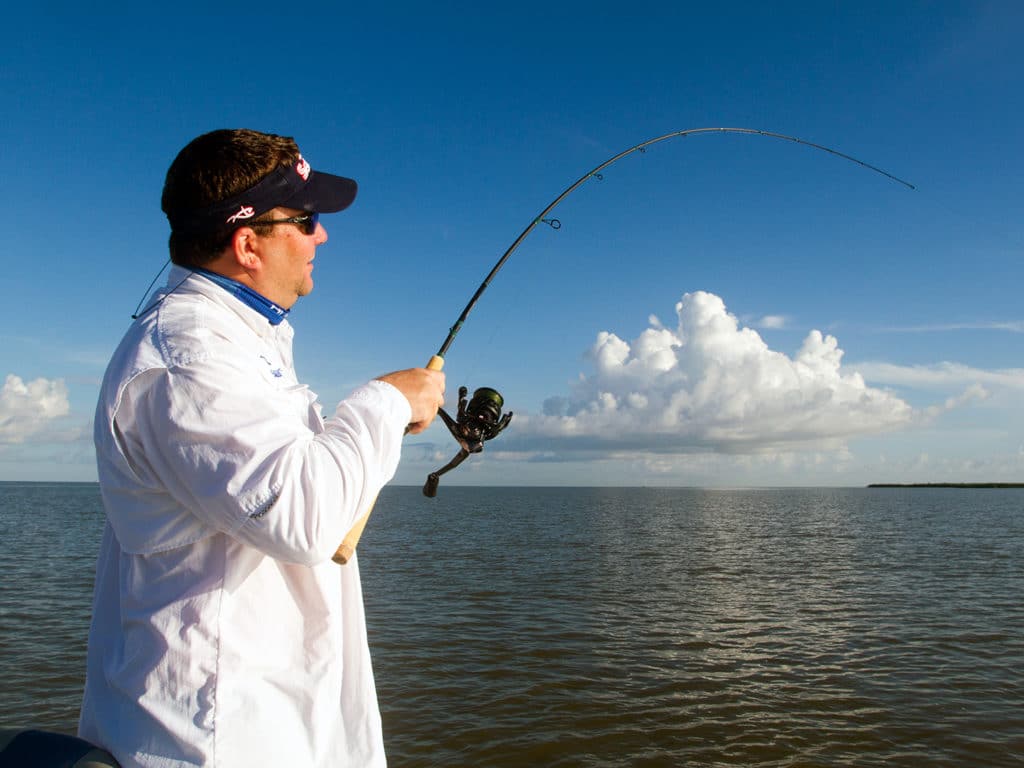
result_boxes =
[376,368,446,434]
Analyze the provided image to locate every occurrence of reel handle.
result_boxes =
[332,355,445,565]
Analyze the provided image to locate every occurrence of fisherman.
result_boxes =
[79,128,445,767]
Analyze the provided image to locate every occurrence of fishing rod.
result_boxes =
[331,126,914,564]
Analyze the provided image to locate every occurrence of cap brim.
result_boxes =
[282,170,358,214]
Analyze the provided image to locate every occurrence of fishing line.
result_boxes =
[434,126,914,361]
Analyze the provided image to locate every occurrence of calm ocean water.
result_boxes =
[1,482,1021,766]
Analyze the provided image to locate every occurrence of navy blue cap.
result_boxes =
[168,154,357,235]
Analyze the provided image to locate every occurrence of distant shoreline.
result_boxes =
[867,483,1024,488]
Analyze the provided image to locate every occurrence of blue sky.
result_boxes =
[2,1,1022,486]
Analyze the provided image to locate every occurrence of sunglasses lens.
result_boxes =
[304,212,319,235]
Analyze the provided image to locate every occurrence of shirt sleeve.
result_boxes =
[126,352,412,565]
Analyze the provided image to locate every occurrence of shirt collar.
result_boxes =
[191,268,290,325]
[151,266,294,344]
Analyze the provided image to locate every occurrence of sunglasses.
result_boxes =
[253,211,320,235]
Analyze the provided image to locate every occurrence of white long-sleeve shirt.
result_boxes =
[80,267,410,767]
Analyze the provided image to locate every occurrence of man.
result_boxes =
[79,129,445,767]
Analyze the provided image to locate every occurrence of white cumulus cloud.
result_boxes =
[0,374,72,444]
[516,291,913,453]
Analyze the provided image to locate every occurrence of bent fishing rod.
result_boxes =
[331,126,914,564]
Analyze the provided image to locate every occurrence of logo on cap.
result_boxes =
[296,155,311,181]
[226,205,256,224]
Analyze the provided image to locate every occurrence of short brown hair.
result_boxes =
[161,129,299,267]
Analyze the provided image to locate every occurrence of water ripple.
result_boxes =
[2,484,1022,766]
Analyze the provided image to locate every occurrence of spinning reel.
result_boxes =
[424,386,512,497]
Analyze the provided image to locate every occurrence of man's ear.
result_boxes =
[230,227,263,273]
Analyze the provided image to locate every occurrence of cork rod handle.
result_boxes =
[332,355,446,564]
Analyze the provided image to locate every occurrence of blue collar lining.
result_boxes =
[193,269,289,325]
